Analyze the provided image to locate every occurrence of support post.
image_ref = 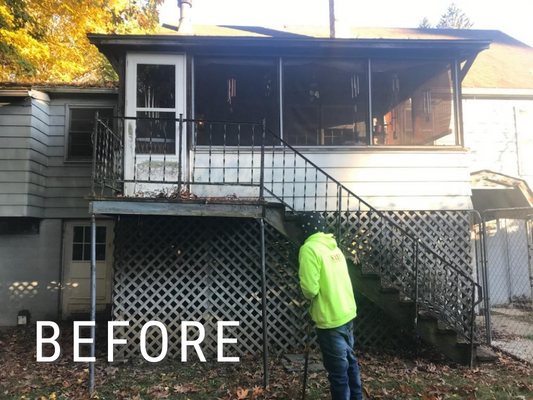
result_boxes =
[481,212,492,345]
[414,242,420,330]
[89,215,96,393]
[259,118,266,202]
[178,113,183,196]
[259,215,269,388]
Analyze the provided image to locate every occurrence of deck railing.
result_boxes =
[91,115,482,348]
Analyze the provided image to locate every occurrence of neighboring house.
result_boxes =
[3,10,533,366]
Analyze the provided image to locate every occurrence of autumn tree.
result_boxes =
[418,3,473,30]
[0,0,164,83]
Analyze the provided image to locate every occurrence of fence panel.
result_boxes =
[481,208,533,363]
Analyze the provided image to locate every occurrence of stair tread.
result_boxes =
[476,346,498,362]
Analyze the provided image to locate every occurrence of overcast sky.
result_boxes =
[159,0,533,46]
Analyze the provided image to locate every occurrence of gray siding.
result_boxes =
[0,98,48,217]
[45,97,116,218]
[0,219,62,326]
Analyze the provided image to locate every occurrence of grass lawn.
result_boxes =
[1,325,533,399]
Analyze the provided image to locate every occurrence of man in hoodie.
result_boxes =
[298,212,362,400]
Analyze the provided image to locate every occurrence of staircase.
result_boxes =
[92,116,488,365]
[265,205,492,365]
[257,127,487,365]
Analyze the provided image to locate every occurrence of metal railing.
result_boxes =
[91,115,482,345]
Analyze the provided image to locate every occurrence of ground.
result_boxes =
[1,325,533,400]
[489,305,533,364]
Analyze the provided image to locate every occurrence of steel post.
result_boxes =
[259,216,269,388]
[481,212,492,345]
[259,118,266,202]
[89,215,96,393]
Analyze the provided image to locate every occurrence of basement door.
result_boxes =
[61,220,114,319]
[124,53,187,196]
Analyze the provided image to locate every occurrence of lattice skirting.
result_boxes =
[324,210,475,273]
[112,216,412,359]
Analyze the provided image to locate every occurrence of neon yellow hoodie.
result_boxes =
[298,232,357,329]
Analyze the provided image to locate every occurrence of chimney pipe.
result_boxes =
[329,0,350,38]
[177,0,193,34]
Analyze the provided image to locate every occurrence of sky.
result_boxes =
[159,0,533,47]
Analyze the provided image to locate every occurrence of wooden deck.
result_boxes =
[87,196,283,218]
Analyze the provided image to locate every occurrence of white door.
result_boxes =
[62,220,114,318]
[124,53,187,195]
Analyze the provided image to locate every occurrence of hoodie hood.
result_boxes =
[304,232,337,250]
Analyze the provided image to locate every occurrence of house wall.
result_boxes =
[190,149,473,210]
[0,219,62,326]
[463,98,533,186]
[45,95,117,219]
[0,97,49,218]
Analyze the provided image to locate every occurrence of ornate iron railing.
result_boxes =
[91,115,482,346]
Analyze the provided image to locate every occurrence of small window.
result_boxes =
[67,107,114,160]
[72,226,106,261]
[0,218,40,235]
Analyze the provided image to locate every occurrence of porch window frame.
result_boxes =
[190,54,465,150]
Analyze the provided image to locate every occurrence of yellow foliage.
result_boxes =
[0,0,163,83]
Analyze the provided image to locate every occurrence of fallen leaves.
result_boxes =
[1,325,533,400]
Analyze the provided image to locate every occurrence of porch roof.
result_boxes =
[89,25,533,91]
[88,28,490,67]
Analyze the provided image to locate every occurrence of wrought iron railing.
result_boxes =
[91,115,482,347]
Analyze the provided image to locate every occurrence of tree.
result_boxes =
[418,3,473,30]
[419,17,432,29]
[0,0,164,83]
[436,3,473,29]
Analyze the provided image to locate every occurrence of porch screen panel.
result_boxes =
[371,60,455,146]
[136,64,176,154]
[283,59,368,146]
[194,57,279,145]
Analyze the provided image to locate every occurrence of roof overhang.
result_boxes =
[462,87,533,99]
[471,170,533,214]
[88,34,490,61]
[0,88,50,103]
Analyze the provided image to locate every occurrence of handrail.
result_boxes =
[265,127,480,285]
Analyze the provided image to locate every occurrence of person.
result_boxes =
[298,212,363,400]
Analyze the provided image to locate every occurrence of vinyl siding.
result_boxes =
[191,149,473,210]
[0,98,48,217]
[44,96,116,218]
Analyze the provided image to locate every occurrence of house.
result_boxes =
[7,3,533,372]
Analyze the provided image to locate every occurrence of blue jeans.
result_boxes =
[316,320,363,400]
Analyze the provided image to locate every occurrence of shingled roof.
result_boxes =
[159,24,533,90]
